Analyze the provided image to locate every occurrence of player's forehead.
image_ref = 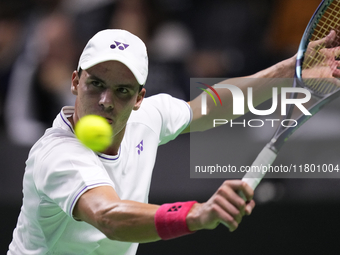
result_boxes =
[84,61,139,86]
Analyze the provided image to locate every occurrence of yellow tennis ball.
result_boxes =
[75,115,113,152]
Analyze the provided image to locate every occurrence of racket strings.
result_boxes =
[304,78,338,94]
[303,0,340,96]
[311,1,340,44]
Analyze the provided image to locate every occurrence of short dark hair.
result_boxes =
[77,68,82,78]
[77,68,144,92]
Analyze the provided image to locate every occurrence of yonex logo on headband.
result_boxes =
[110,41,129,50]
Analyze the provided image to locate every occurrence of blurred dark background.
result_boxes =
[1,0,340,254]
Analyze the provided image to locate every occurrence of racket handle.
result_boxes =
[239,145,277,200]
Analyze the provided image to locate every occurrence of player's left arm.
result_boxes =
[181,55,296,134]
[182,30,340,134]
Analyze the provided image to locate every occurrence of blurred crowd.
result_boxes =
[0,0,320,146]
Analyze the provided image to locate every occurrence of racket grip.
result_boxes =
[239,145,277,200]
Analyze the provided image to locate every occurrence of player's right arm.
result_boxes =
[187,180,255,231]
[73,180,255,242]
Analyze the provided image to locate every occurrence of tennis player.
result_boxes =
[7,29,317,254]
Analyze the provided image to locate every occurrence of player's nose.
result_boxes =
[99,89,114,110]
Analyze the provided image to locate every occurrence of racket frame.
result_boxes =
[242,0,340,191]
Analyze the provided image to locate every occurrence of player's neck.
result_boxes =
[103,126,126,156]
[68,114,124,156]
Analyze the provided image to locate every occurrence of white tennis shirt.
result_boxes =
[8,94,192,255]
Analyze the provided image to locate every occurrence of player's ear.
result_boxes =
[133,87,146,111]
[71,71,80,95]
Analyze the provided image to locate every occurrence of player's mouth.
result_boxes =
[105,118,113,125]
[94,113,114,125]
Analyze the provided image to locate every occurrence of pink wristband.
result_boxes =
[155,201,197,240]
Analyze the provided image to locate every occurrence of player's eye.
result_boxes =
[117,87,129,94]
[91,80,104,88]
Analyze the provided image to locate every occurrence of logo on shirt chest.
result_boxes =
[136,140,144,155]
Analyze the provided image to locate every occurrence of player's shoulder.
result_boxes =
[142,93,187,106]
[131,93,188,117]
[29,126,93,164]
[128,94,171,124]
[129,93,190,128]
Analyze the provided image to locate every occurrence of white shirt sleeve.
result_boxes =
[33,138,114,218]
[141,94,192,145]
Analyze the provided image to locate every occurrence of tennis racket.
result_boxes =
[242,0,340,191]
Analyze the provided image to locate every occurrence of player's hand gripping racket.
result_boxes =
[241,0,340,192]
